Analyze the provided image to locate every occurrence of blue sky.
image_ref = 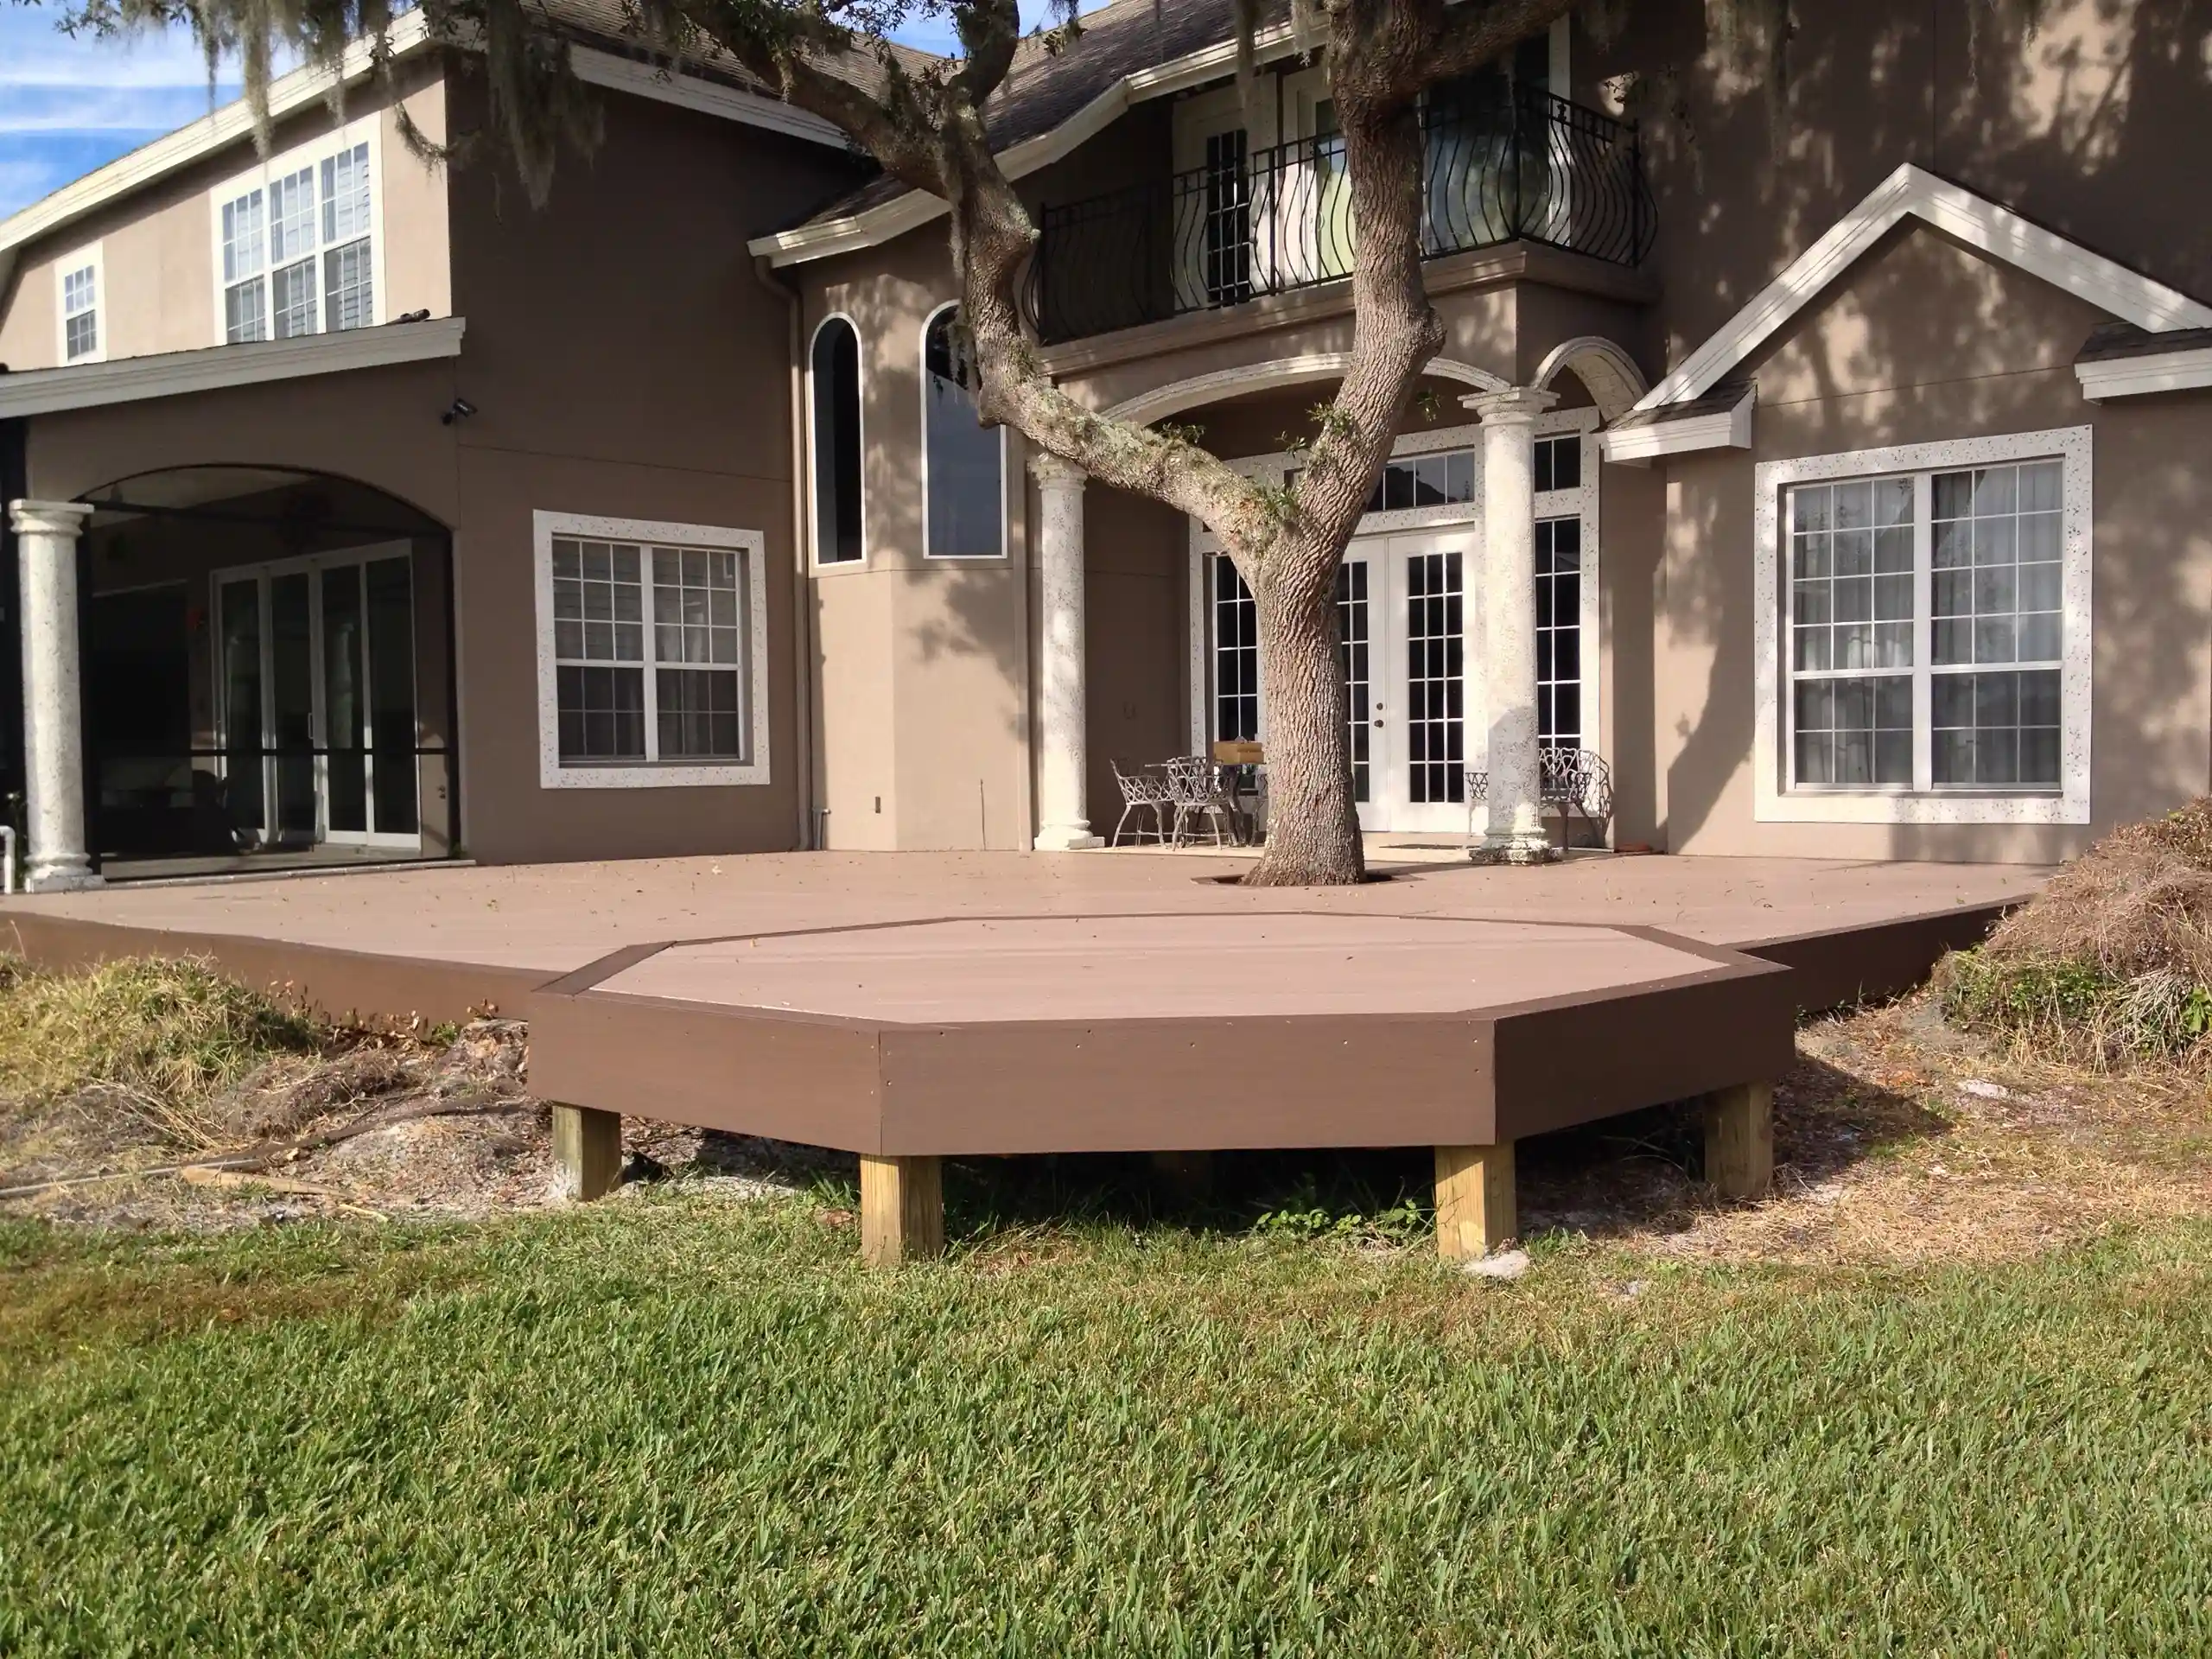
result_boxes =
[0,1,1099,220]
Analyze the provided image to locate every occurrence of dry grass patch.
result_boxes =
[1939,798,2212,1064]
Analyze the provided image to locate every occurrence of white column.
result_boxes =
[1464,388,1560,866]
[8,500,101,891]
[1029,453,1103,850]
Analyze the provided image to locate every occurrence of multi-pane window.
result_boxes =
[1535,517,1580,748]
[1366,448,1476,512]
[552,537,748,766]
[218,142,372,344]
[1202,130,1253,308]
[1211,555,1259,742]
[1785,459,2064,791]
[60,262,98,361]
[1533,434,1580,493]
[1336,560,1370,801]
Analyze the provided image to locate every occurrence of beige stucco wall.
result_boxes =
[1654,222,2212,862]
[800,231,1035,851]
[0,56,450,372]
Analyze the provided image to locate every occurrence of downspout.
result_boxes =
[754,254,819,850]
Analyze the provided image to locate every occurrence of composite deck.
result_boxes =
[0,850,2041,1162]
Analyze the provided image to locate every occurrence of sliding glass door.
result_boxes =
[215,546,420,849]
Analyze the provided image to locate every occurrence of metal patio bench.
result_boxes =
[1465,747,1615,849]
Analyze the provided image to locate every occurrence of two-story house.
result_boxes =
[3,0,2209,886]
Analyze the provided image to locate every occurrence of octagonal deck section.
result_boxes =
[0,851,2044,1157]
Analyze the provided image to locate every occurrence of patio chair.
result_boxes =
[1465,747,1616,849]
[1109,758,1174,846]
[1166,755,1241,848]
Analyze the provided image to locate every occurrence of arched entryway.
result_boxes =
[61,465,458,877]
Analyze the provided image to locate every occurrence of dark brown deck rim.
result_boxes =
[0,868,2021,1157]
[1,912,544,1027]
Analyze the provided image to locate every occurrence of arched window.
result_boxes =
[810,316,863,565]
[922,305,1005,558]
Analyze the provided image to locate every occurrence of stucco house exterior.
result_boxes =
[2,0,2208,887]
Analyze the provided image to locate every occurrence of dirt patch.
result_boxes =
[0,1017,824,1230]
[1513,988,2212,1266]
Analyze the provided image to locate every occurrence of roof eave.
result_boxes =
[748,19,1306,267]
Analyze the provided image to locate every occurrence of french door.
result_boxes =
[1338,530,1482,834]
[215,545,420,850]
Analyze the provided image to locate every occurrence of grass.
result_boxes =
[0,955,325,1147]
[3,1197,2210,1655]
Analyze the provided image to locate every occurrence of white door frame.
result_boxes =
[212,541,420,852]
[1185,411,1600,831]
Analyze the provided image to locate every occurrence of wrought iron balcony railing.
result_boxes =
[1029,85,1656,346]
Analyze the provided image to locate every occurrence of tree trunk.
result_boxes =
[1243,563,1364,887]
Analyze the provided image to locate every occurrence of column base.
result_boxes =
[1466,832,1560,867]
[1033,825,1104,851]
[24,861,104,893]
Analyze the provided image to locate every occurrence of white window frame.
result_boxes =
[920,302,1010,560]
[207,123,386,347]
[807,312,869,570]
[55,244,104,365]
[1183,410,1602,759]
[532,512,773,790]
[1753,425,2093,825]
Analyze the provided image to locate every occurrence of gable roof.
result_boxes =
[1630,162,2212,416]
[0,0,872,300]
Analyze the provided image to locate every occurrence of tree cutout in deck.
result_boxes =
[51,0,2043,881]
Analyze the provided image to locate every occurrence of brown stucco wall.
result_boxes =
[1655,223,2212,862]
[1583,0,2212,386]
[0,55,450,373]
[441,77,864,864]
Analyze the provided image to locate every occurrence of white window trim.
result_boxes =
[919,302,1010,560]
[1183,410,1602,761]
[1753,425,2093,825]
[807,312,868,570]
[532,511,773,790]
[207,119,386,347]
[54,242,104,365]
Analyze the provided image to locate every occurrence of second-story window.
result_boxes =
[923,306,1005,559]
[218,139,374,344]
[810,317,864,565]
[60,257,99,362]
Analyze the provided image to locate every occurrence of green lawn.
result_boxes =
[3,1196,2209,1656]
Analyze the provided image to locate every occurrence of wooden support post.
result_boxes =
[1434,1142,1516,1261]
[1148,1150,1215,1207]
[551,1103,622,1202]
[860,1154,944,1267]
[1703,1081,1775,1199]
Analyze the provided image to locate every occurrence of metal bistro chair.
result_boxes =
[1166,755,1241,848]
[1465,747,1617,849]
[1109,758,1174,846]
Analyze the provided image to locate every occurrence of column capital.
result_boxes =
[1459,386,1560,425]
[1027,451,1088,491]
[8,499,94,537]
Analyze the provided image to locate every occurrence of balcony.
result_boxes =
[1028,86,1656,346]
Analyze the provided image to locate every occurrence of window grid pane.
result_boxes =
[1787,460,2065,795]
[1366,448,1478,513]
[270,167,315,263]
[555,536,748,767]
[64,308,98,361]
[1404,550,1465,804]
[1336,561,1370,803]
[1536,517,1582,750]
[271,257,318,339]
[1212,556,1259,743]
[322,238,373,332]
